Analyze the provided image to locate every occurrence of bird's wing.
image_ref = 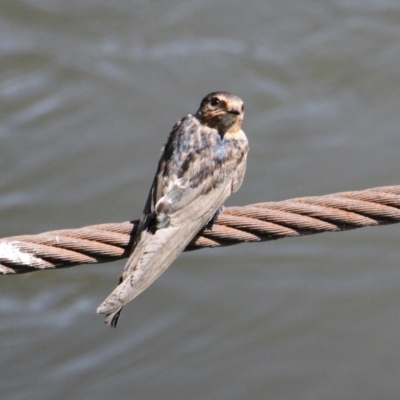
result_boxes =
[231,149,248,193]
[154,129,249,226]
[96,171,233,322]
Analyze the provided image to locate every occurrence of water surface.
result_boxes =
[2,1,400,399]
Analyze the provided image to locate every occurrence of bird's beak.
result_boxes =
[227,108,241,115]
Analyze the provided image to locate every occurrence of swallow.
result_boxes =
[96,91,249,327]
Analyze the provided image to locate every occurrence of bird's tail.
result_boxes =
[96,220,204,326]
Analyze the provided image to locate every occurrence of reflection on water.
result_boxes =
[2,1,400,399]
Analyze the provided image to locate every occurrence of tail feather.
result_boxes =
[96,221,201,325]
[109,309,122,328]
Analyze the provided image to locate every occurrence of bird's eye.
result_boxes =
[210,97,220,107]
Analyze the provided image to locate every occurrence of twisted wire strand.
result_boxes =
[1,185,400,274]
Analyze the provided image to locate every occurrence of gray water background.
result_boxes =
[2,0,400,399]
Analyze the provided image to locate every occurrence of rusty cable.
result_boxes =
[1,185,400,274]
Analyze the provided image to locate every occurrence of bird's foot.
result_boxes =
[205,205,224,230]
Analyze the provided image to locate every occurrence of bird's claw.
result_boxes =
[205,205,225,230]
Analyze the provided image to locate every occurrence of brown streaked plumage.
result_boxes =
[96,91,248,327]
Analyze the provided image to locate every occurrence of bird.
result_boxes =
[96,91,249,327]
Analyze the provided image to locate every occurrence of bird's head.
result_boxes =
[196,92,244,136]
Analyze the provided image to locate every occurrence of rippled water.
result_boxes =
[2,1,400,399]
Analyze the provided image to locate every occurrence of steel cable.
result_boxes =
[1,185,400,274]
